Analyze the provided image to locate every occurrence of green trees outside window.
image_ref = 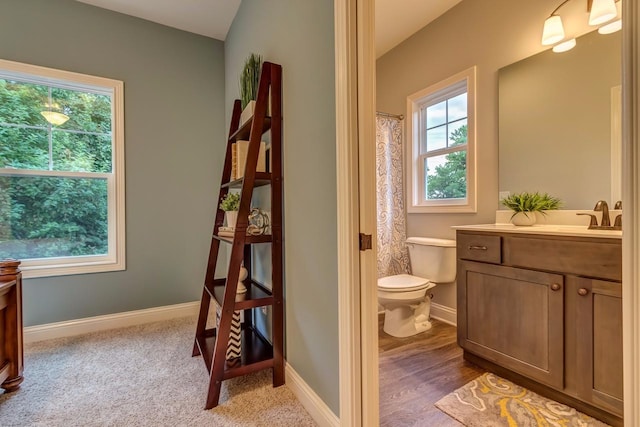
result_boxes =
[0,78,112,260]
[426,125,467,200]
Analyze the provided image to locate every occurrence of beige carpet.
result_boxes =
[0,316,316,427]
[435,373,610,427]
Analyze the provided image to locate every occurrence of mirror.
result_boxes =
[499,30,621,209]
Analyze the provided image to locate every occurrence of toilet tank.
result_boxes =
[406,237,457,283]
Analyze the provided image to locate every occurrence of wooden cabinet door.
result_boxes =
[571,276,623,416]
[457,261,564,389]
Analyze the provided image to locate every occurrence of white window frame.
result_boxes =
[406,66,476,213]
[0,59,125,278]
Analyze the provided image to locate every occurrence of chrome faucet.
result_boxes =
[577,200,621,230]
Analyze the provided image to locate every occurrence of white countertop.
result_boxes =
[452,223,622,239]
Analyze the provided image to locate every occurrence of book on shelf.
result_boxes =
[231,140,267,180]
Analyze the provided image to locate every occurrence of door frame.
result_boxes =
[335,0,378,426]
[336,1,640,427]
[622,1,640,425]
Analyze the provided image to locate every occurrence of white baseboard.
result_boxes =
[285,363,340,427]
[24,301,200,344]
[431,302,457,326]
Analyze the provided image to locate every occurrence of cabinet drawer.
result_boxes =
[504,236,621,281]
[457,233,501,264]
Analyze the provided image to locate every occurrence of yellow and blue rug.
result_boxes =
[435,373,610,427]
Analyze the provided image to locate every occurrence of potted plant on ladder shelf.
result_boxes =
[220,192,240,230]
[239,53,263,125]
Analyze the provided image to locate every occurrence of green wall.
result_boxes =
[225,0,339,415]
[0,0,227,326]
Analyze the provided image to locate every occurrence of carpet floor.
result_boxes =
[435,373,610,427]
[0,316,316,427]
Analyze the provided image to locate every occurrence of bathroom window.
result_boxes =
[0,59,125,278]
[406,67,476,213]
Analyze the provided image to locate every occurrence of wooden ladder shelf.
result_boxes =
[192,61,283,409]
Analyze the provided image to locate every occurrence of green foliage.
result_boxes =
[239,53,262,109]
[0,78,111,259]
[426,125,467,199]
[501,192,562,218]
[219,193,240,211]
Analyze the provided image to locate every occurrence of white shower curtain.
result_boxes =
[376,115,410,278]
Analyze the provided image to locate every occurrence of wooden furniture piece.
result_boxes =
[0,259,24,393]
[192,61,283,409]
[456,230,623,426]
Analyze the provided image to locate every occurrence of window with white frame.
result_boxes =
[406,67,476,213]
[0,59,125,278]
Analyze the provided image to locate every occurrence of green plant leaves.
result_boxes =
[219,193,240,211]
[500,192,562,216]
[239,54,262,110]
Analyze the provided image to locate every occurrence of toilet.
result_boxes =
[378,237,457,338]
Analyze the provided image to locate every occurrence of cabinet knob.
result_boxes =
[550,283,561,291]
[578,288,589,296]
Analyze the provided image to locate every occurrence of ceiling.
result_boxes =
[375,0,463,58]
[75,0,241,41]
[75,0,459,55]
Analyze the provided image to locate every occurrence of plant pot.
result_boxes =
[240,100,256,125]
[511,212,536,226]
[225,211,238,229]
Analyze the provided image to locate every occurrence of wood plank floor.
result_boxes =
[378,316,485,427]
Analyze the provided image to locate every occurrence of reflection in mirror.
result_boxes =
[499,30,621,209]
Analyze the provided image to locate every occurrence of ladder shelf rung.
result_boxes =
[222,326,274,380]
[194,326,273,378]
[213,234,273,244]
[221,172,272,189]
[229,116,272,142]
[205,278,274,309]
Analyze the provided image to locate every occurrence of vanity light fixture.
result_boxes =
[542,15,565,45]
[588,0,617,25]
[542,0,622,53]
[598,1,622,34]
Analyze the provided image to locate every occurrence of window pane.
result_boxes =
[52,88,112,134]
[0,175,108,259]
[425,125,447,152]
[448,120,467,147]
[426,101,446,128]
[448,92,467,122]
[0,79,48,127]
[424,151,467,200]
[0,126,49,170]
[52,131,112,173]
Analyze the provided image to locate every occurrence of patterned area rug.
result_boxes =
[435,373,611,427]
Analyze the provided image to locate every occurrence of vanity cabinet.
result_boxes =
[456,230,622,425]
[569,276,623,415]
[458,261,564,389]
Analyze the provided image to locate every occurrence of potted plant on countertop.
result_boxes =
[239,53,263,125]
[501,191,562,226]
[219,192,240,229]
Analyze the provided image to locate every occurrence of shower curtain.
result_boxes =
[376,115,410,278]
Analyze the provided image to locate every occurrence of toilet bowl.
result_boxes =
[377,237,456,338]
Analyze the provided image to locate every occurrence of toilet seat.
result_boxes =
[378,274,431,292]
